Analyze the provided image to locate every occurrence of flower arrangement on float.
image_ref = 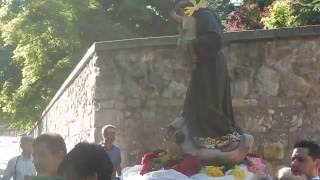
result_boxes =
[120,150,268,180]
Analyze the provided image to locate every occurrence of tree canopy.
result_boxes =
[225,0,320,31]
[0,0,137,128]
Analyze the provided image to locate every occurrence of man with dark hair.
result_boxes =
[291,140,320,179]
[59,142,114,180]
[32,133,67,177]
[2,136,36,180]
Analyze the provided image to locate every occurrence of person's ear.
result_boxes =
[314,159,320,169]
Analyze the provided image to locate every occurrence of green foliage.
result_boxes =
[224,2,263,31]
[101,0,235,35]
[293,0,320,25]
[226,0,320,31]
[261,0,297,29]
[0,0,136,128]
[208,0,235,22]
[0,0,75,126]
[0,46,13,84]
[0,0,238,129]
[99,0,177,37]
[244,0,274,9]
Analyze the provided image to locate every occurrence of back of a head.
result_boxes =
[294,140,320,159]
[174,0,193,15]
[33,133,67,155]
[20,135,34,143]
[59,142,113,180]
[175,0,193,9]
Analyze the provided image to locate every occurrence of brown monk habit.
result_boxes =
[182,8,242,140]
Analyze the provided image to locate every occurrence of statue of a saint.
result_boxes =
[169,0,254,165]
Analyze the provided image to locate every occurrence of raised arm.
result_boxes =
[170,10,183,24]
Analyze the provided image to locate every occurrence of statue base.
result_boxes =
[167,116,254,167]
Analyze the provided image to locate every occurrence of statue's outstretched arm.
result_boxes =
[170,10,183,24]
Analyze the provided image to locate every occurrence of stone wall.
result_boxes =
[40,47,99,150]
[225,35,320,171]
[40,26,320,172]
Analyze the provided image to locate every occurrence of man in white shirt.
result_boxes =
[2,136,36,180]
[291,140,320,180]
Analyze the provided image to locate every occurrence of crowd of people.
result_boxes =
[1,125,121,180]
[1,123,320,180]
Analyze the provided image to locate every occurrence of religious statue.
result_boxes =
[168,0,254,166]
